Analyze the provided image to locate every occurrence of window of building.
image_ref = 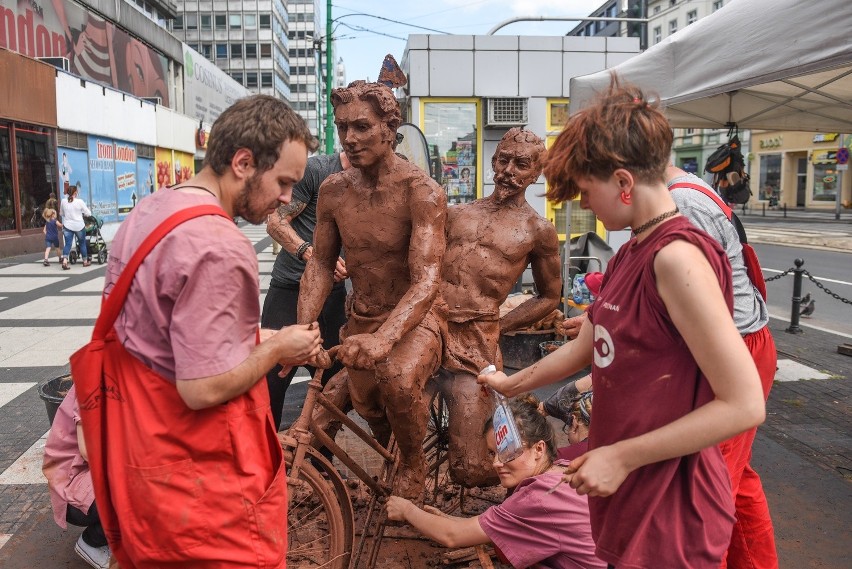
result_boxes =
[200,14,212,30]
[215,44,228,59]
[244,14,257,29]
[185,13,198,30]
[669,19,678,35]
[12,124,54,231]
[669,0,677,6]
[201,43,212,60]
[685,127,695,135]
[215,14,226,30]
[759,154,781,201]
[813,164,839,202]
[246,72,258,88]
[260,43,272,58]
[687,10,698,24]
[288,49,296,58]
[259,14,271,29]
[261,72,273,87]
[230,71,244,85]
[231,43,243,58]
[653,26,662,44]
[229,14,242,30]
[712,0,724,11]
[246,43,258,58]
[653,6,661,15]
[174,15,184,30]
[422,100,479,204]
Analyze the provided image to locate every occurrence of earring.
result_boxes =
[620,191,632,205]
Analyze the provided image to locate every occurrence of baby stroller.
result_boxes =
[69,215,108,265]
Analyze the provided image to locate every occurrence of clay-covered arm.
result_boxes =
[386,496,488,548]
[500,225,562,333]
[374,180,446,349]
[297,183,341,324]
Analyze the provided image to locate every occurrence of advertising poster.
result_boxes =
[182,46,248,123]
[114,140,137,218]
[136,158,155,202]
[0,0,170,105]
[56,147,90,202]
[173,151,195,185]
[88,136,118,222]
[155,148,174,190]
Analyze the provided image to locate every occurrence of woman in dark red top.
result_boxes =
[478,76,766,569]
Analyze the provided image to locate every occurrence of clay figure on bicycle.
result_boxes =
[299,80,447,501]
[436,127,562,487]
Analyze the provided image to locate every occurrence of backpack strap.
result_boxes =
[93,205,231,340]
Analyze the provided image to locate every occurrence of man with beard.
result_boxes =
[436,127,562,487]
[75,95,322,567]
[299,81,446,501]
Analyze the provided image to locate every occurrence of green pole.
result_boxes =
[324,0,334,154]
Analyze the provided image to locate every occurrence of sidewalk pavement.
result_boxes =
[0,225,849,568]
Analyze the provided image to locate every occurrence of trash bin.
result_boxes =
[37,374,73,425]
[499,330,555,370]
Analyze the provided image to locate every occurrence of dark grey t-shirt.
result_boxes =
[271,153,344,286]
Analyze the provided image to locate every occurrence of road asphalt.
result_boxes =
[0,216,849,568]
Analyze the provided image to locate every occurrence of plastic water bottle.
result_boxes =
[480,365,524,463]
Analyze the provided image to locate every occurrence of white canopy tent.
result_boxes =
[569,0,852,132]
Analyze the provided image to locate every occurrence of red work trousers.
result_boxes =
[719,325,778,569]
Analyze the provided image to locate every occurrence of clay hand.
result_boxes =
[476,369,512,397]
[559,313,588,340]
[385,496,412,522]
[333,257,348,282]
[274,323,322,367]
[562,445,629,497]
[338,334,392,370]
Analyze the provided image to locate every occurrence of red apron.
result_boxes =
[71,206,287,568]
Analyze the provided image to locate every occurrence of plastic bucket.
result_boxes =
[539,340,566,359]
[37,375,73,425]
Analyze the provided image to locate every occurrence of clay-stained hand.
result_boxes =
[273,323,322,367]
[559,314,588,340]
[476,369,512,396]
[338,334,392,370]
[333,257,348,282]
[562,445,629,497]
[385,496,413,522]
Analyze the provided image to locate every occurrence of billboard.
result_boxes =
[182,46,248,123]
[88,136,118,221]
[136,157,155,202]
[114,140,137,218]
[56,147,90,201]
[0,0,170,105]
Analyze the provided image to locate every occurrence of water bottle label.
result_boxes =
[493,406,513,453]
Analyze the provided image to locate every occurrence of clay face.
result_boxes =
[492,139,542,202]
[233,140,308,224]
[334,100,393,170]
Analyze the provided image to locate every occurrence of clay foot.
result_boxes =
[392,461,426,504]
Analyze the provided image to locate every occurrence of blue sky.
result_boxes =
[322,1,606,84]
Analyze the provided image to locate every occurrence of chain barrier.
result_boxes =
[764,268,794,283]
[802,270,852,305]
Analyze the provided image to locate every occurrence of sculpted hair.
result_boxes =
[543,74,672,203]
[331,80,402,132]
[496,127,547,165]
[204,95,318,175]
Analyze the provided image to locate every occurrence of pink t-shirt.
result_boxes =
[104,188,259,381]
[586,217,735,569]
[42,385,94,528]
[478,460,605,569]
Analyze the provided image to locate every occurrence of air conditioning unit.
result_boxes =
[142,97,163,106]
[485,98,528,128]
[38,57,70,72]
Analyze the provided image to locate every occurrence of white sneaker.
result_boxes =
[74,534,111,569]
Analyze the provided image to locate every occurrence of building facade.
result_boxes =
[171,0,291,100]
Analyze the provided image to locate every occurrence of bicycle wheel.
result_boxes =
[423,388,458,513]
[286,458,351,569]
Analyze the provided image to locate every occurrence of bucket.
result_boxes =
[499,330,555,370]
[539,340,567,359]
[37,375,73,425]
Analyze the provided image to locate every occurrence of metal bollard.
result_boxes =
[783,203,787,218]
[786,258,805,334]
[762,202,766,216]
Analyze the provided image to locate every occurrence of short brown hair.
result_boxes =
[543,74,672,203]
[331,81,402,132]
[204,95,318,175]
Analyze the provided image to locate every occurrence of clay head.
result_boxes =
[331,81,401,170]
[491,127,546,202]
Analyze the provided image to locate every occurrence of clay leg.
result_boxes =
[311,368,353,445]
[379,327,441,501]
[444,372,499,487]
[347,367,394,448]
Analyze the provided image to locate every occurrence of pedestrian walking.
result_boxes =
[60,183,91,269]
[42,208,62,266]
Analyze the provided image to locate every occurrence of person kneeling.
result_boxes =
[386,394,605,569]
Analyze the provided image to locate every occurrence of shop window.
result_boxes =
[15,125,54,230]
[812,164,838,202]
[422,100,479,204]
[215,14,226,30]
[0,124,14,232]
[758,154,781,201]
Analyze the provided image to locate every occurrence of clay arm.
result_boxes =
[386,497,488,548]
[297,184,341,324]
[564,241,765,497]
[500,225,562,333]
[371,181,446,354]
[267,200,307,254]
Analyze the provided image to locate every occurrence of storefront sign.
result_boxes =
[812,150,837,164]
[759,136,783,149]
[812,133,839,143]
[183,46,249,123]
